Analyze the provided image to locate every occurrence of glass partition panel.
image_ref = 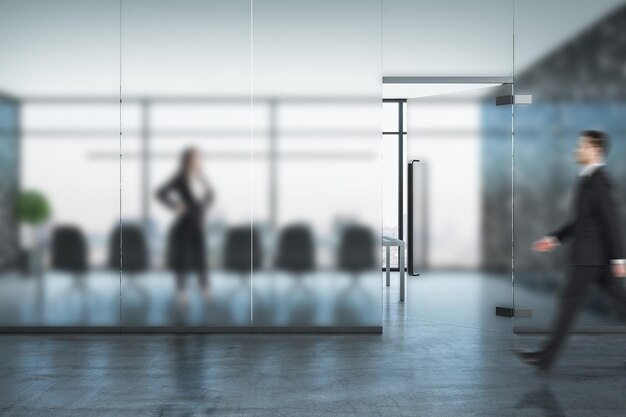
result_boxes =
[120,0,252,328]
[383,0,513,77]
[251,0,382,329]
[407,84,513,331]
[513,0,626,332]
[0,0,121,326]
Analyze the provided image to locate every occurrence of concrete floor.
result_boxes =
[1,274,625,416]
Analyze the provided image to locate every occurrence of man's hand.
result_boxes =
[612,263,626,278]
[532,236,559,252]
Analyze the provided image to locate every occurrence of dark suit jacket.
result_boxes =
[551,167,625,266]
[156,173,215,270]
[156,173,214,221]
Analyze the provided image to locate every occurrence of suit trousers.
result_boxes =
[543,265,626,360]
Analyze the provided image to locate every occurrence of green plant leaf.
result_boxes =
[15,190,51,225]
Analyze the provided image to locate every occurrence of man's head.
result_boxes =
[575,130,609,165]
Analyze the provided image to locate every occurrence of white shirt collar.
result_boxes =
[579,162,604,177]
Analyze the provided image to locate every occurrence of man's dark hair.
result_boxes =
[581,130,610,156]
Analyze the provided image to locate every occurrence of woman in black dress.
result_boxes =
[157,147,215,305]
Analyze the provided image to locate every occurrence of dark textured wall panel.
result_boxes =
[0,99,19,269]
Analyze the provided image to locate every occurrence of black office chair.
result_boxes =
[108,223,150,323]
[338,224,376,273]
[333,224,377,326]
[108,224,148,273]
[275,224,315,273]
[272,224,318,325]
[224,225,262,274]
[214,226,262,322]
[51,226,88,274]
[50,225,90,317]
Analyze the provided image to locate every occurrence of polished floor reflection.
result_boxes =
[0,273,625,416]
[408,271,626,331]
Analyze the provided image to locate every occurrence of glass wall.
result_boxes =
[0,0,382,330]
[118,0,253,329]
[383,0,513,77]
[0,0,121,326]
[513,0,626,332]
[3,0,624,333]
[251,0,382,328]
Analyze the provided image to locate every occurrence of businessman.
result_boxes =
[514,130,626,370]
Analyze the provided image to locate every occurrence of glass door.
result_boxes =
[406,83,514,331]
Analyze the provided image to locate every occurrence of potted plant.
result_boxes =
[15,190,51,276]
